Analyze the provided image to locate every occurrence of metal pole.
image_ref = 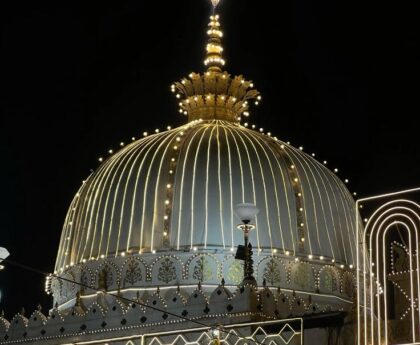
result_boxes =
[244,224,249,280]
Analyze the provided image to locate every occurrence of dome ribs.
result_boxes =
[137,130,182,253]
[243,129,288,251]
[238,128,275,252]
[298,151,343,261]
[98,136,146,259]
[55,122,358,285]
[277,144,309,255]
[111,133,161,257]
[148,130,184,251]
[286,145,335,259]
[172,125,207,251]
[220,125,235,248]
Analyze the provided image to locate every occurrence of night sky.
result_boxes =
[0,0,419,317]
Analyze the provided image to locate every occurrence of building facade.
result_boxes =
[0,2,363,345]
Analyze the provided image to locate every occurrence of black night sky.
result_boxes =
[0,0,419,317]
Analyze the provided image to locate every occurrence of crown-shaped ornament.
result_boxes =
[171,7,261,123]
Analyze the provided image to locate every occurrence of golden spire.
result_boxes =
[204,14,225,72]
[170,0,261,123]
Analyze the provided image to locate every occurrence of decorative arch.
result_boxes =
[61,271,76,298]
[257,256,287,286]
[78,265,94,289]
[186,254,218,282]
[341,271,354,297]
[151,255,183,284]
[318,266,340,293]
[290,262,315,291]
[357,193,420,345]
[95,261,120,290]
[121,257,147,287]
[223,256,243,285]
[50,276,63,299]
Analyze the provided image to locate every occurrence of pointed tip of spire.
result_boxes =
[210,0,220,8]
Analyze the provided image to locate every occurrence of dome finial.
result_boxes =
[210,0,220,8]
[170,0,261,123]
[204,10,225,72]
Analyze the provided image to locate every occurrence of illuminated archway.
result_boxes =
[357,189,420,345]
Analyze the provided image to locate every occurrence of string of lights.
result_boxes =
[1,257,266,345]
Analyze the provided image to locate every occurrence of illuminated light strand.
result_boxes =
[244,129,287,251]
[221,125,235,248]
[59,197,78,267]
[273,139,304,255]
[224,125,246,203]
[94,136,150,259]
[166,122,204,247]
[77,152,118,263]
[245,126,356,262]
[216,124,226,249]
[358,187,420,203]
[136,130,182,252]
[330,172,357,263]
[321,161,355,264]
[302,151,342,261]
[150,131,187,250]
[118,134,166,253]
[301,153,344,262]
[230,126,260,249]
[223,124,248,249]
[58,183,86,268]
[74,168,102,262]
[342,188,359,264]
[100,135,157,258]
[204,124,218,247]
[380,223,410,338]
[77,138,138,262]
[111,133,164,256]
[184,123,211,249]
[240,129,278,252]
[55,177,91,270]
[264,138,297,255]
[90,146,135,260]
[288,147,336,260]
[177,125,208,250]
[134,132,180,252]
[103,139,157,254]
[280,146,313,254]
[314,162,349,264]
[371,215,418,345]
[97,133,161,257]
[334,169,360,263]
[286,146,326,255]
